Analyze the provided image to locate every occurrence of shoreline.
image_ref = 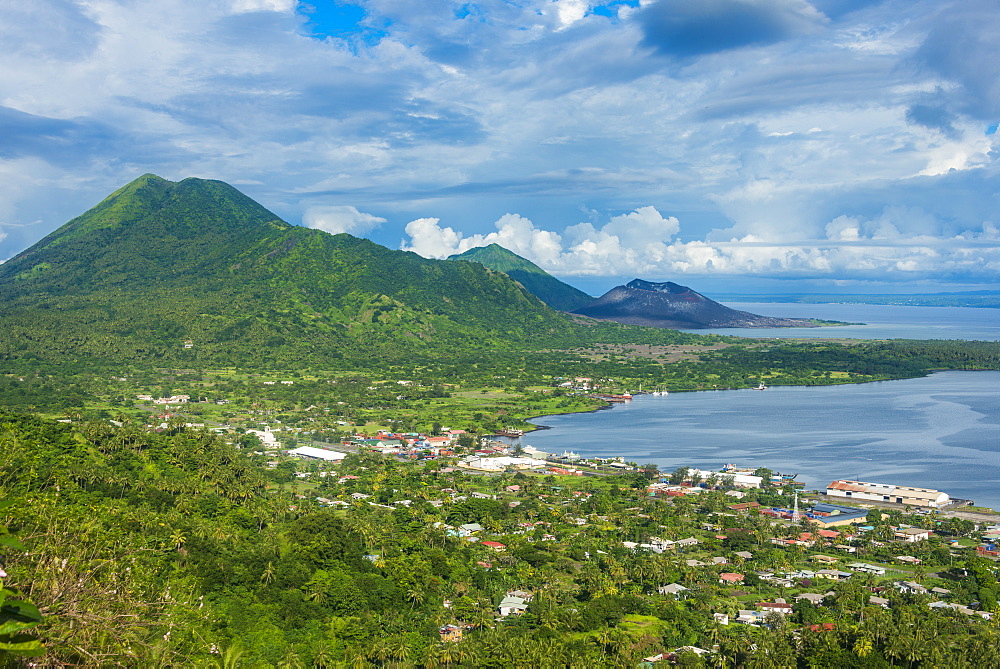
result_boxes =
[507,370,999,511]
[518,369,958,434]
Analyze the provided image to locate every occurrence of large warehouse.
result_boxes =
[826,479,951,508]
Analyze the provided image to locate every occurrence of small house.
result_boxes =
[757,599,793,615]
[848,563,886,576]
[657,583,689,598]
[815,569,852,581]
[498,596,528,617]
[894,528,931,543]
[481,541,507,552]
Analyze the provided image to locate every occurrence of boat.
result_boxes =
[754,382,767,390]
[592,393,633,403]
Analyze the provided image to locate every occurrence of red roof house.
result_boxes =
[481,541,507,552]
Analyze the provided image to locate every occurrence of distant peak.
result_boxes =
[122,173,173,190]
[462,243,516,256]
[626,279,694,295]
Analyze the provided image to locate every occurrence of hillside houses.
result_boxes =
[247,443,993,662]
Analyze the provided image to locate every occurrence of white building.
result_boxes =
[462,456,547,471]
[827,480,951,508]
[287,446,346,462]
[246,427,281,447]
[688,468,762,489]
[894,528,932,542]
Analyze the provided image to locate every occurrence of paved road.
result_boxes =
[806,494,1000,523]
[938,509,1000,523]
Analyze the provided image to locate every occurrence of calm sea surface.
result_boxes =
[697,302,1000,341]
[524,372,1000,509]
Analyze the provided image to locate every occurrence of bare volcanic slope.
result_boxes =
[572,279,819,329]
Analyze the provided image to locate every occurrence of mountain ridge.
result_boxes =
[448,244,593,311]
[0,175,591,367]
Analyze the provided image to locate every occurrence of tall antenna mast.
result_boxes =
[792,490,800,522]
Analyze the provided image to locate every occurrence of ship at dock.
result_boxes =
[722,463,804,487]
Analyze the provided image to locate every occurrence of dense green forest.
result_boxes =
[1,337,997,439]
[1,412,998,667]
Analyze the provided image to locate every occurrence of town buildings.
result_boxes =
[826,480,951,508]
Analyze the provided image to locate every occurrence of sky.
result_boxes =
[0,0,998,295]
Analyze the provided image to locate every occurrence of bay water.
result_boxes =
[522,304,1000,509]
[524,372,1000,509]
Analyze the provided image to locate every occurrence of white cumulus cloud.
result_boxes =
[402,206,1000,281]
[553,0,590,29]
[303,206,386,236]
[229,0,296,13]
[402,206,683,274]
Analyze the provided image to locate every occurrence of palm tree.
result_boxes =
[922,636,950,668]
[437,642,461,667]
[902,634,928,668]
[387,637,411,665]
[559,607,582,632]
[169,529,187,551]
[206,643,245,669]
[595,627,618,654]
[885,633,908,667]
[347,649,369,669]
[277,649,305,669]
[852,634,873,659]
[260,561,275,585]
[406,587,426,610]
[312,643,335,668]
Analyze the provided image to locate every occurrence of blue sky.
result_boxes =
[0,0,998,294]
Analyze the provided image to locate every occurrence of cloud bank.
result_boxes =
[0,0,997,287]
[402,206,1000,281]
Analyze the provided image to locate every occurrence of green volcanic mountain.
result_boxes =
[448,244,592,311]
[0,175,583,368]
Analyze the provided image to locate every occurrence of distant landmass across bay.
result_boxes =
[694,302,1000,341]
[711,292,1000,309]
